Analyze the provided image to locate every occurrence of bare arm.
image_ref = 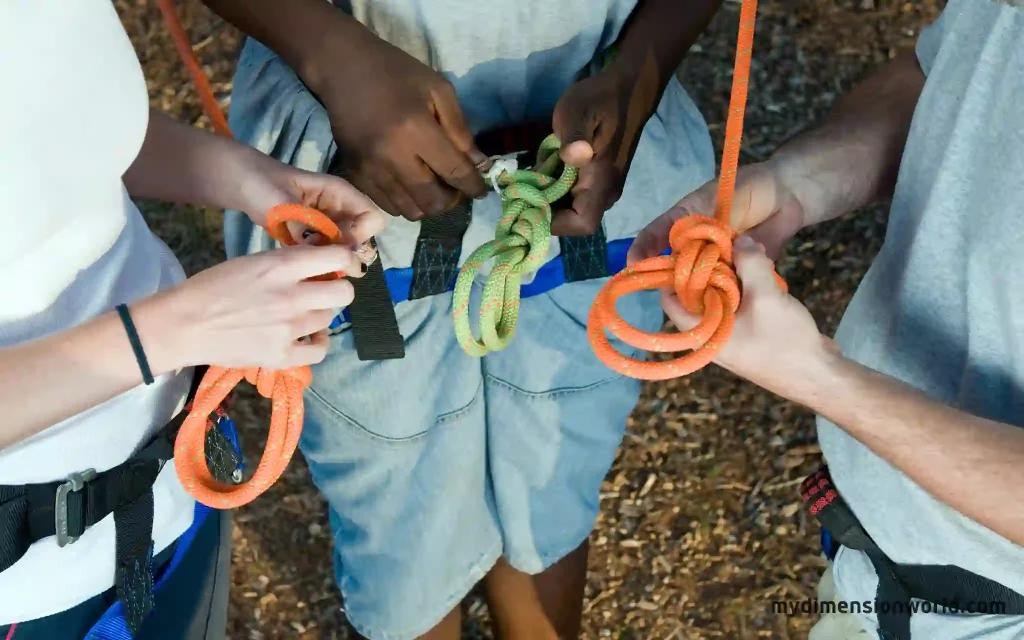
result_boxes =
[123,109,284,216]
[768,51,928,227]
[794,351,1024,547]
[0,294,187,450]
[606,0,724,116]
[199,0,367,98]
[2,111,379,449]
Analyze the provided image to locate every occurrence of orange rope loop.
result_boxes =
[156,0,345,508]
[587,0,787,381]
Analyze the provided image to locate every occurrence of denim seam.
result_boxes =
[304,378,483,444]
[483,370,627,400]
[342,541,503,640]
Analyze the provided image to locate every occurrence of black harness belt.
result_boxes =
[801,467,1024,639]
[0,366,240,635]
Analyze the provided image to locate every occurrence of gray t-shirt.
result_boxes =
[819,1,1024,637]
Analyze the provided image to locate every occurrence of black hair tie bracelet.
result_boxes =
[116,303,154,385]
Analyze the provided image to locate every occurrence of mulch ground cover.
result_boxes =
[113,1,944,636]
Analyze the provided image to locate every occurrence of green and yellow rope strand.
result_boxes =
[452,135,577,356]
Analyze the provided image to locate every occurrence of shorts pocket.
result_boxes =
[483,276,664,396]
[304,295,484,442]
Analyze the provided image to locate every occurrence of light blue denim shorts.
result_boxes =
[224,36,714,639]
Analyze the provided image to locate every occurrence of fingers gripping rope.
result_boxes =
[453,135,578,356]
[173,205,343,509]
[587,0,787,381]
[156,0,349,509]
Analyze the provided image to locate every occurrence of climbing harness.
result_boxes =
[452,136,577,355]
[802,467,1024,640]
[586,0,788,381]
[0,366,243,638]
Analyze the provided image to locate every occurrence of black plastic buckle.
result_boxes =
[55,468,96,547]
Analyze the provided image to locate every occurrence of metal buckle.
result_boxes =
[213,414,244,484]
[55,469,97,547]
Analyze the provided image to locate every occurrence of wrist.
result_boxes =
[604,52,663,120]
[129,291,194,377]
[233,149,296,225]
[763,151,826,229]
[297,13,372,98]
[772,337,849,409]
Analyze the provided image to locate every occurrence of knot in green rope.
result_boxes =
[453,134,578,356]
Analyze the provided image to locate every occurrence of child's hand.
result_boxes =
[239,160,387,255]
[550,66,648,236]
[311,30,490,220]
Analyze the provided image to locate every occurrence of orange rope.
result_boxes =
[154,0,231,137]
[156,0,343,508]
[587,0,786,381]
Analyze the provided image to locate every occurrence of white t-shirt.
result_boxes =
[0,0,196,624]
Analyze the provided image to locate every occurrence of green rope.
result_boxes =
[453,134,578,356]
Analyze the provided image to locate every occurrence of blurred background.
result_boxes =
[112,1,944,637]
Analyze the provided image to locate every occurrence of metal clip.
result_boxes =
[55,469,97,547]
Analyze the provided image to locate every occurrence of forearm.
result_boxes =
[767,51,927,227]
[609,0,723,113]
[0,294,186,449]
[123,109,274,212]
[201,0,366,96]
[793,353,1024,547]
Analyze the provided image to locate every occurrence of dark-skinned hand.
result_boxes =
[550,60,659,236]
[316,28,491,221]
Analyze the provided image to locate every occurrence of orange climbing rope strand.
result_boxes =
[587,0,786,381]
[157,0,343,508]
[154,0,231,137]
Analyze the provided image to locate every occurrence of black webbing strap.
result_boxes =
[801,467,1024,640]
[559,228,610,282]
[0,366,241,636]
[325,155,405,361]
[408,200,472,300]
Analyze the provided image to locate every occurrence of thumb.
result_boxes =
[552,97,596,167]
[733,236,784,297]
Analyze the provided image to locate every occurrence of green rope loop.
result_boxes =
[453,134,578,356]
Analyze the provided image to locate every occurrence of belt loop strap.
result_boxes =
[113,487,156,636]
[559,225,610,283]
[325,154,405,361]
[409,201,473,299]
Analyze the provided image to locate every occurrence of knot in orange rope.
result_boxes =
[175,365,312,509]
[587,214,786,381]
[586,0,787,381]
[174,204,343,508]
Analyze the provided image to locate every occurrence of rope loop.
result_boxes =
[175,365,312,509]
[585,0,788,381]
[587,213,786,381]
[453,134,578,356]
[175,204,343,509]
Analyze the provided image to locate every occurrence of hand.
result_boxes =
[238,158,387,251]
[313,29,490,221]
[628,161,807,264]
[550,63,655,236]
[662,235,838,396]
[138,244,364,371]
